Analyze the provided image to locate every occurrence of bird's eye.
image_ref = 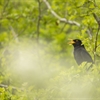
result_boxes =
[76,40,78,42]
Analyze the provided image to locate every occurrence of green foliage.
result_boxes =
[0,0,100,99]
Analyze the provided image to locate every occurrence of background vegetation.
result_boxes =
[0,0,100,99]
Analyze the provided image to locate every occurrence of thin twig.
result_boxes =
[9,26,19,43]
[37,0,41,42]
[0,84,8,88]
[42,0,80,26]
[1,0,10,16]
[93,0,97,7]
[86,27,93,39]
[0,83,25,92]
[93,13,100,63]
[59,23,67,33]
[94,27,99,63]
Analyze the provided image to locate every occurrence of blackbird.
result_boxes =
[69,39,93,65]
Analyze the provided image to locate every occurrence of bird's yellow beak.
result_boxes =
[68,39,75,45]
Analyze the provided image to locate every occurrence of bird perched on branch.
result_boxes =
[69,39,93,65]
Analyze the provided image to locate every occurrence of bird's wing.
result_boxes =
[80,48,93,63]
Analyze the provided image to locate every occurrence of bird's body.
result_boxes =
[70,39,93,65]
[73,44,93,65]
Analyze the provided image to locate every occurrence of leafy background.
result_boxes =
[0,0,100,99]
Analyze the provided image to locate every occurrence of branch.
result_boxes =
[9,26,19,43]
[93,0,97,7]
[93,13,100,63]
[86,27,93,39]
[1,0,10,17]
[37,0,41,42]
[42,0,80,27]
[0,84,8,88]
[0,83,25,93]
[93,13,100,27]
[42,0,94,39]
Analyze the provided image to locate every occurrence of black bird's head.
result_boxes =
[69,39,82,47]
